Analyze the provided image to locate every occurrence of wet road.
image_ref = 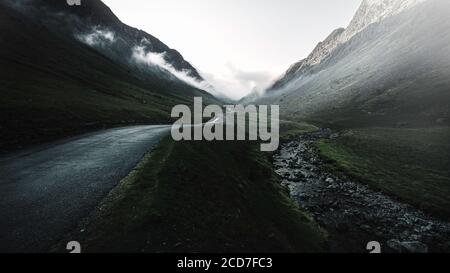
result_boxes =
[0,125,170,252]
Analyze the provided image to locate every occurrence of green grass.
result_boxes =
[66,138,326,253]
[316,127,450,220]
[280,120,318,140]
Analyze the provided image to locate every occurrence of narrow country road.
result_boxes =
[0,125,171,253]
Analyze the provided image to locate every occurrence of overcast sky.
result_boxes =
[102,0,362,99]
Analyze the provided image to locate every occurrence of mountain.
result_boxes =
[0,0,219,152]
[10,0,207,84]
[268,28,345,91]
[268,0,426,92]
[257,0,450,128]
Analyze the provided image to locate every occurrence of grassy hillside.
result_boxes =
[0,4,219,153]
[256,0,450,129]
[317,127,450,220]
[61,138,325,253]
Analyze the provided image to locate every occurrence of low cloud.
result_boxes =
[77,27,116,47]
[201,64,276,100]
[132,46,216,95]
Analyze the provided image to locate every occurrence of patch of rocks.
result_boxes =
[273,129,450,253]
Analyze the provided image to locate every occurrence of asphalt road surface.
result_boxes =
[0,125,170,253]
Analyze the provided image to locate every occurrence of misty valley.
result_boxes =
[0,0,449,260]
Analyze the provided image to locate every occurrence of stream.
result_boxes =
[273,129,450,253]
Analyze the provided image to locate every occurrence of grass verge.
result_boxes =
[280,120,318,141]
[64,138,326,253]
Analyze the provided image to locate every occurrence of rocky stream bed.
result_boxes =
[273,129,450,253]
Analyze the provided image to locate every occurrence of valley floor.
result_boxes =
[51,123,450,253]
[317,127,450,219]
[58,138,325,253]
[275,127,450,252]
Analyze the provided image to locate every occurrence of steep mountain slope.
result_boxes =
[269,28,344,91]
[259,0,450,128]
[268,0,426,92]
[9,0,208,87]
[0,1,219,153]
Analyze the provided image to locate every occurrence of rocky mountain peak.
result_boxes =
[340,0,426,44]
[267,0,427,92]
